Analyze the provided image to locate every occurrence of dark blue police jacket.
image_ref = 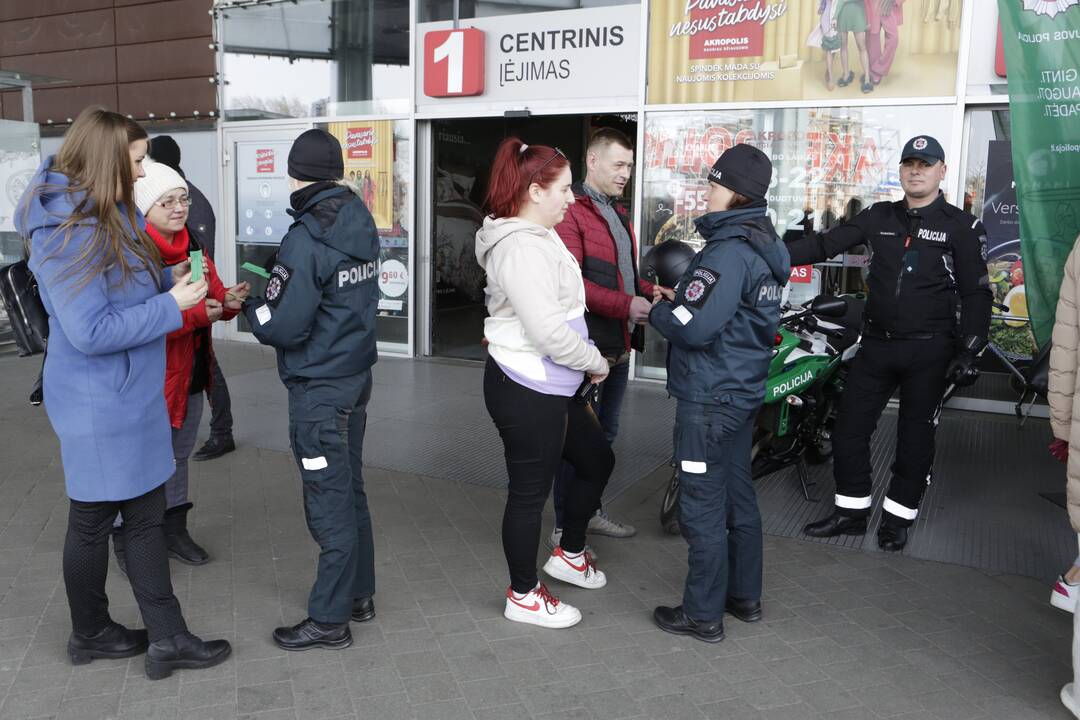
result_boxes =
[650,206,791,409]
[244,186,379,383]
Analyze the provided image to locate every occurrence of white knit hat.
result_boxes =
[134,159,188,216]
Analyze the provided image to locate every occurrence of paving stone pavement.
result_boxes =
[0,350,1075,720]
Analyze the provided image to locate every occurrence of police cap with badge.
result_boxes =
[901,135,945,165]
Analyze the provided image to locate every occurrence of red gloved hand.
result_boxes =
[1050,438,1069,463]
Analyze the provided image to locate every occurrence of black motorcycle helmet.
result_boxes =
[641,240,696,289]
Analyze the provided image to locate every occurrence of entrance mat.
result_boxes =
[755,410,1075,581]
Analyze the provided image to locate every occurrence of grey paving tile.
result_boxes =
[236,681,294,714]
[1,689,64,719]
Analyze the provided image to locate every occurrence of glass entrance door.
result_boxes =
[429,113,636,360]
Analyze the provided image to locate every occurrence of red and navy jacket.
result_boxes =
[555,182,655,359]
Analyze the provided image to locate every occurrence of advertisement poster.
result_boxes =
[235,141,294,245]
[648,1,963,105]
[997,0,1080,348]
[325,121,395,231]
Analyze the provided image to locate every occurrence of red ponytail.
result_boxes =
[484,137,569,219]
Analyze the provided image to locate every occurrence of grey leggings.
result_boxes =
[167,393,204,509]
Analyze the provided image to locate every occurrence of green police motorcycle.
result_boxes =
[659,293,864,535]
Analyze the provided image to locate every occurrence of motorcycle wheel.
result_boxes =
[660,471,681,535]
[805,432,833,464]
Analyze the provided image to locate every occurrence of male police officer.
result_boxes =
[243,129,381,650]
[650,144,790,642]
[791,135,992,551]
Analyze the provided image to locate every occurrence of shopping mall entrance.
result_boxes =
[428,113,636,361]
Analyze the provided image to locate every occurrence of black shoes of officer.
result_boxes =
[803,511,868,538]
[273,618,352,651]
[192,435,235,462]
[653,606,725,643]
[725,597,763,623]
[164,503,210,566]
[877,523,909,552]
[68,621,148,665]
[145,631,232,680]
[352,597,376,623]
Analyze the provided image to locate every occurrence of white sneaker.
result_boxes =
[1062,683,1080,719]
[543,547,607,589]
[1051,576,1078,613]
[503,583,581,629]
[588,510,637,538]
[547,528,598,560]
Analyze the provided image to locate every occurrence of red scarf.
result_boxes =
[146,223,190,266]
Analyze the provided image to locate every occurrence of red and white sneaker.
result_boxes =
[542,547,607,589]
[1051,576,1079,613]
[504,583,581,628]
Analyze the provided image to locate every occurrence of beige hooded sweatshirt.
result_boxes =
[475,216,607,394]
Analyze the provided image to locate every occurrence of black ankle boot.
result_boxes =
[145,631,231,680]
[351,597,375,623]
[68,621,148,665]
[112,526,128,577]
[164,503,209,565]
[803,511,867,538]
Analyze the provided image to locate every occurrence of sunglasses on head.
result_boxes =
[528,147,566,184]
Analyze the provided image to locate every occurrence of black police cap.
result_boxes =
[901,135,945,165]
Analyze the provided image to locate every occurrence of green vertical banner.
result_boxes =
[996,0,1080,348]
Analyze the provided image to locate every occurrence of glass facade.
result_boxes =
[219,0,410,119]
[419,0,637,23]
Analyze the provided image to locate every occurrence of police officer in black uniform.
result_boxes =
[791,136,992,551]
[242,130,381,650]
[650,145,790,642]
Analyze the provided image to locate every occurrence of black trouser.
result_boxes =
[65,485,187,642]
[206,357,233,439]
[287,371,374,624]
[483,358,614,594]
[831,333,953,527]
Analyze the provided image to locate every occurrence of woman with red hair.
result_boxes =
[476,137,615,629]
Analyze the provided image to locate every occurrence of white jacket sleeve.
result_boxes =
[490,242,607,375]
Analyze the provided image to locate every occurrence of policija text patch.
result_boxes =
[266,262,292,308]
[681,267,720,308]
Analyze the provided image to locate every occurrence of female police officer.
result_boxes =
[649,144,790,642]
[243,129,380,650]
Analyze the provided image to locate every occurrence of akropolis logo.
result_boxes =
[1022,0,1078,18]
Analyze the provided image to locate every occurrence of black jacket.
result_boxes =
[185,180,216,260]
[650,207,790,408]
[243,185,379,383]
[786,193,992,339]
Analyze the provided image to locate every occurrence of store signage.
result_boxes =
[416,6,640,113]
[789,265,812,284]
[346,127,375,160]
[648,0,965,104]
[424,28,486,97]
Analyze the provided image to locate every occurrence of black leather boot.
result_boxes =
[351,597,375,623]
[68,622,148,665]
[273,618,352,651]
[803,511,868,538]
[877,523,909,552]
[653,606,724,643]
[192,435,235,462]
[725,597,763,623]
[112,525,128,577]
[164,503,209,566]
[145,631,231,680]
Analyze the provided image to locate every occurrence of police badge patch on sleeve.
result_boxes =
[681,266,720,308]
[265,262,292,308]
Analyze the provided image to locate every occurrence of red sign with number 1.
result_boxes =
[424,28,485,98]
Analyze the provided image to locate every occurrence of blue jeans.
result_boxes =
[552,357,630,528]
[674,399,762,623]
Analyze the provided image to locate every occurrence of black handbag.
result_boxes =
[0,259,49,405]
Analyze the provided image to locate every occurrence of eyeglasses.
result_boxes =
[529,148,566,184]
[154,196,192,211]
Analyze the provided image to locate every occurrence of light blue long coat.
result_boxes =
[17,158,182,502]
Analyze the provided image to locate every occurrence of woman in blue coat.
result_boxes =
[16,107,231,680]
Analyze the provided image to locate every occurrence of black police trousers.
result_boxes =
[286,370,375,624]
[831,333,953,527]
